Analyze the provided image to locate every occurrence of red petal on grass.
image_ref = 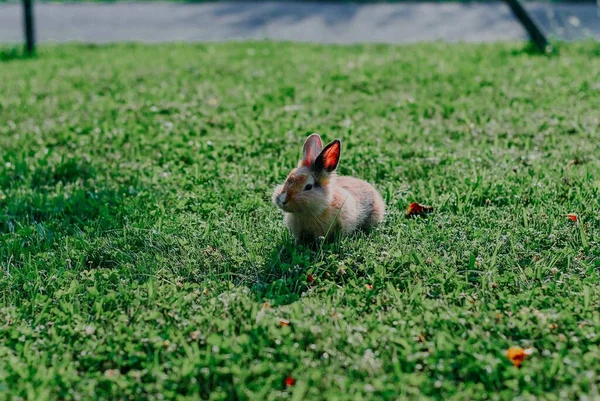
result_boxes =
[279,319,290,327]
[406,202,434,218]
[285,376,295,387]
[365,284,373,290]
[307,274,315,284]
[566,214,577,222]
[506,347,534,367]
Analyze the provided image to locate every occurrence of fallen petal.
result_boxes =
[285,376,295,386]
[406,202,434,218]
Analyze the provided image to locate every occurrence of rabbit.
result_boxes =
[272,133,385,244]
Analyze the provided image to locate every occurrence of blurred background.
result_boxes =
[1,0,599,50]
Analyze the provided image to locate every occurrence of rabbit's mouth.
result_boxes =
[275,193,290,212]
[276,200,290,212]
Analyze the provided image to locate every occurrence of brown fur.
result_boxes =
[272,134,385,244]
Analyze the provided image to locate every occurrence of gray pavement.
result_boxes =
[0,2,599,44]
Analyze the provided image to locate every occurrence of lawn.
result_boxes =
[1,42,599,400]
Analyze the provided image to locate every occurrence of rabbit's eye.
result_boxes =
[304,184,313,191]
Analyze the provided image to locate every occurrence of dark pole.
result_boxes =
[23,0,35,54]
[504,0,548,52]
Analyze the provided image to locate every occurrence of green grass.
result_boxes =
[1,41,599,400]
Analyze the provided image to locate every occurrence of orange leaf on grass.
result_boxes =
[506,347,534,367]
[284,376,295,387]
[279,319,290,327]
[566,214,578,222]
[307,274,315,284]
[406,202,434,218]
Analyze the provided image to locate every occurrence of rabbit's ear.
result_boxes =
[301,133,323,167]
[314,140,341,173]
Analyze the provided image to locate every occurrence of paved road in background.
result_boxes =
[1,2,598,44]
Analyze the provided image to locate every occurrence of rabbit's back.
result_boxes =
[337,176,385,230]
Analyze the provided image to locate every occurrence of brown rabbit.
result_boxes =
[272,133,385,244]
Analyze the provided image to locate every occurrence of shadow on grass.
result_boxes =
[508,41,560,57]
[248,237,308,305]
[0,188,126,252]
[1,157,120,240]
[0,47,36,63]
[1,154,120,236]
[0,156,146,264]
[249,233,350,306]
